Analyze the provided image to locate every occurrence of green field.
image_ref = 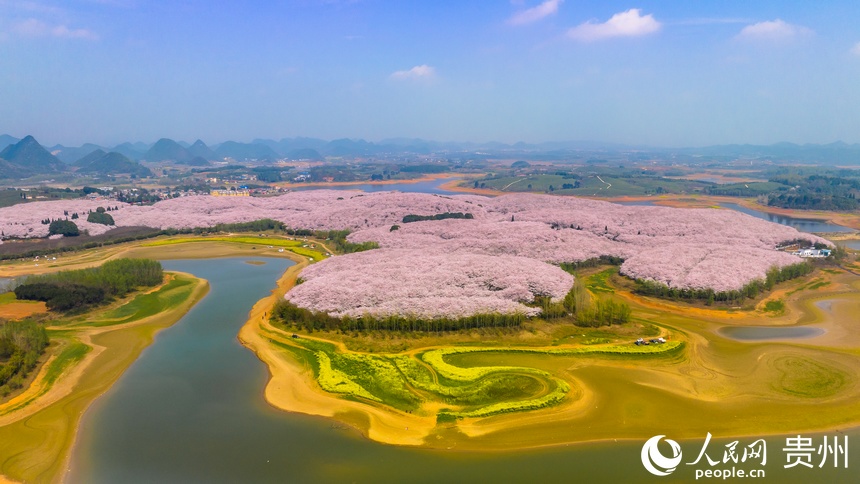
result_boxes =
[142,236,328,260]
[473,174,710,196]
[0,272,208,483]
[276,335,681,420]
[63,275,198,327]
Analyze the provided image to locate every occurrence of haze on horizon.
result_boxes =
[1,0,859,148]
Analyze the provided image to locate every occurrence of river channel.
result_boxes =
[65,257,858,483]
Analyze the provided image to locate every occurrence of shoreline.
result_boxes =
[239,255,860,451]
[0,269,209,484]
[1,236,858,477]
[237,256,440,447]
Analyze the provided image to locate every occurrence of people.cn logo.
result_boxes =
[641,435,683,476]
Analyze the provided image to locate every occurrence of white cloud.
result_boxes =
[508,0,563,26]
[12,18,99,40]
[850,41,860,57]
[390,65,436,81]
[567,9,660,41]
[735,19,812,41]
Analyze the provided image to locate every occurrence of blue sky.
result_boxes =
[2,0,860,147]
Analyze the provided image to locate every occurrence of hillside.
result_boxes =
[143,138,192,163]
[286,148,323,160]
[73,149,108,166]
[112,142,147,160]
[214,141,280,161]
[187,139,216,160]
[52,143,105,164]
[0,135,66,178]
[76,151,153,177]
[0,134,20,151]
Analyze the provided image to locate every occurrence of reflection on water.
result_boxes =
[719,326,825,341]
[68,258,859,483]
[718,203,853,233]
[614,200,854,234]
[613,200,658,207]
[842,240,860,250]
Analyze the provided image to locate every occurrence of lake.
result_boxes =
[719,326,825,341]
[66,257,858,483]
[842,240,860,250]
[718,203,853,233]
[615,200,853,233]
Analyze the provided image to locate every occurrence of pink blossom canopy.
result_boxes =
[0,190,830,308]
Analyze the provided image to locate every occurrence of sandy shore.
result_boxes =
[238,256,440,446]
[0,271,209,483]
[2,234,857,471]
[240,258,860,450]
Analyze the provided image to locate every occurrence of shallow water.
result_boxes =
[614,200,853,233]
[67,257,858,483]
[719,326,826,341]
[718,203,853,233]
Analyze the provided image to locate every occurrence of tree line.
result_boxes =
[14,258,163,311]
[314,229,379,254]
[274,271,631,333]
[0,320,49,397]
[634,262,814,304]
[271,300,526,333]
[401,212,474,223]
[536,277,631,327]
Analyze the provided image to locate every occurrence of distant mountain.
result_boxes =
[678,142,860,164]
[73,149,108,166]
[143,138,192,163]
[184,156,211,166]
[187,139,216,160]
[0,159,26,179]
[378,138,442,154]
[214,141,279,161]
[286,148,323,161]
[324,138,379,157]
[0,134,20,151]
[251,138,281,152]
[77,151,153,177]
[112,142,146,160]
[253,137,329,156]
[51,143,105,164]
[0,135,66,178]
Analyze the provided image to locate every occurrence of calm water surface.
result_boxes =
[615,200,853,233]
[719,326,826,341]
[718,202,853,233]
[68,257,858,483]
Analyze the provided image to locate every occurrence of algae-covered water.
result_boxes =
[67,257,858,483]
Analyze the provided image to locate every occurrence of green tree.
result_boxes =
[48,220,80,237]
